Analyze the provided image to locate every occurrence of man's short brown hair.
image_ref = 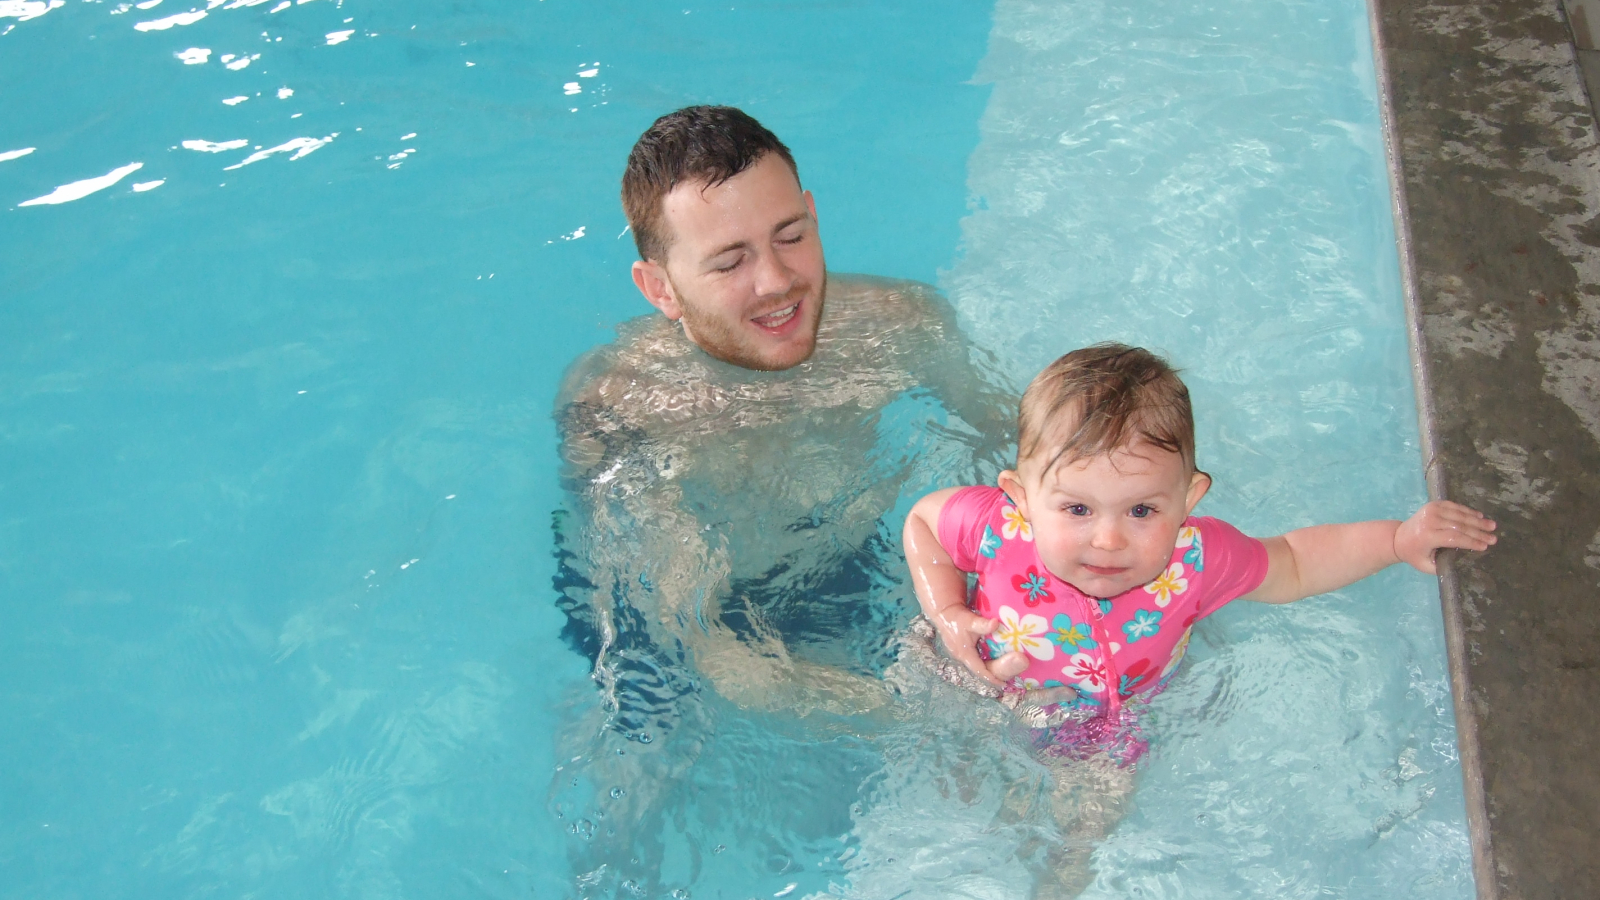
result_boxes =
[1018,343,1197,474]
[621,105,799,263]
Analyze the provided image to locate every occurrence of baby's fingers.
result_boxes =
[1432,501,1496,529]
[1398,502,1498,574]
[929,609,1005,686]
[1431,499,1492,520]
[931,606,990,637]
[1429,507,1498,548]
[987,651,1029,681]
[1432,523,1497,552]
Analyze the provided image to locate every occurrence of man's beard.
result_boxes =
[672,272,827,372]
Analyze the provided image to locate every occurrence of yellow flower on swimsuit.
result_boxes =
[1000,504,1032,541]
[991,605,1055,660]
[1143,562,1189,607]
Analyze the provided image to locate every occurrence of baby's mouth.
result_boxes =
[1082,564,1129,576]
[750,301,800,329]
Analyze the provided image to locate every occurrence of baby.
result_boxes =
[903,343,1496,760]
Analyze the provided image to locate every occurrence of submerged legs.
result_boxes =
[892,618,1137,899]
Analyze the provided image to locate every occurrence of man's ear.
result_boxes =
[997,469,1030,520]
[804,189,817,223]
[1184,470,1212,515]
[632,260,682,320]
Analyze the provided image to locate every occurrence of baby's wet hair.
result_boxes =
[1018,343,1197,474]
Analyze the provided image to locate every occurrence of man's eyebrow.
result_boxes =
[770,212,809,235]
[702,238,748,261]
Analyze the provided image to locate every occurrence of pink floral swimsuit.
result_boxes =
[937,486,1268,763]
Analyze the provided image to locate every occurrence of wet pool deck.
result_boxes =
[1370,0,1600,897]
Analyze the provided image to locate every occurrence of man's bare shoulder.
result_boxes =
[558,315,693,407]
[822,273,963,347]
[555,317,683,475]
[556,312,746,462]
[827,273,942,316]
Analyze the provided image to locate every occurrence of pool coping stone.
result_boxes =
[1368,0,1600,898]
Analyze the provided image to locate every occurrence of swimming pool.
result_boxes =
[0,0,1471,896]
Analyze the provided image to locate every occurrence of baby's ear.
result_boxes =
[1185,470,1212,514]
[997,469,1030,517]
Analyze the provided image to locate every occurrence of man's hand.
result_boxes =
[1394,500,1497,575]
[928,604,1028,686]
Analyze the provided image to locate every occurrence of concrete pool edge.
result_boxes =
[1368,0,1600,898]
[1365,2,1499,895]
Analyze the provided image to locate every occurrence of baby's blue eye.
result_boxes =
[1130,504,1153,518]
[1066,504,1089,517]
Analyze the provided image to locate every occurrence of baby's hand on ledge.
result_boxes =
[1395,500,1497,575]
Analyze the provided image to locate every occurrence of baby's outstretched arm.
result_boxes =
[904,489,1029,686]
[1244,500,1497,604]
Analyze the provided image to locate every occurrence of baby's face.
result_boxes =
[1000,442,1210,600]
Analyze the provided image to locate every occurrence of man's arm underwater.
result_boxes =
[555,360,893,719]
[821,278,1026,684]
[832,276,1018,477]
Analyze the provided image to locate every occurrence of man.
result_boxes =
[550,106,1012,892]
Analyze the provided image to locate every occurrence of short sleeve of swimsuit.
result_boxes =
[1188,515,1270,615]
[936,486,1010,572]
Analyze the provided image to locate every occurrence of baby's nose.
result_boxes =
[1090,520,1127,550]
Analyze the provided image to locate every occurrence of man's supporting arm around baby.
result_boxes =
[1243,500,1498,605]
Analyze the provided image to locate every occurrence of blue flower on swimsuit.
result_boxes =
[1122,608,1162,643]
[1048,613,1097,652]
[979,525,1001,559]
[1184,532,1204,571]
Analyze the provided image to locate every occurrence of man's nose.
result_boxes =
[751,248,796,297]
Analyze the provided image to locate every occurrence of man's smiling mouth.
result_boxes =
[751,301,800,329]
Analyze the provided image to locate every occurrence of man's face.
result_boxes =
[999,442,1210,600]
[631,152,827,371]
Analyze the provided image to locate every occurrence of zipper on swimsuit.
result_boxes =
[1085,593,1123,717]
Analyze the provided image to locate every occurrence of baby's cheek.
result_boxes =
[1142,532,1182,566]
[1035,549,1076,583]
[1134,554,1172,581]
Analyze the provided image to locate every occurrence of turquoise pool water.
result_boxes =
[1,0,1471,896]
